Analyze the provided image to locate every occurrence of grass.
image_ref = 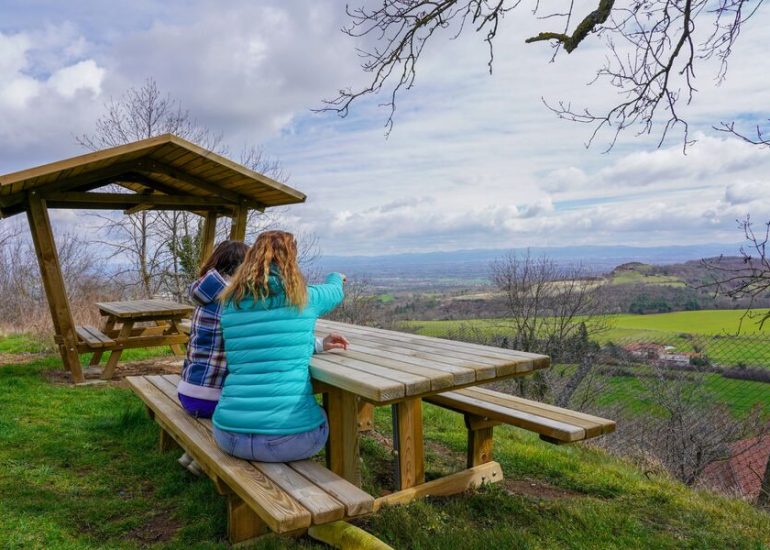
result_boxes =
[1,339,769,549]
[609,271,686,287]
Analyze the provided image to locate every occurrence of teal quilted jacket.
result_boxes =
[212,271,344,434]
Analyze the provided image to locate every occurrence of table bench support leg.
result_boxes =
[325,389,361,486]
[392,398,425,490]
[159,427,180,452]
[228,493,269,546]
[101,320,134,379]
[357,401,374,432]
[465,414,495,468]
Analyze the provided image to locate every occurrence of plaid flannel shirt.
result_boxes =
[178,269,229,401]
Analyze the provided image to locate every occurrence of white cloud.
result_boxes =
[1,2,769,256]
[48,59,104,98]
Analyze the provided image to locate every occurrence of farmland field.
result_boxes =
[404,310,770,368]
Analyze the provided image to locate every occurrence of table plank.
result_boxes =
[310,357,405,403]
[311,351,433,395]
[96,299,194,319]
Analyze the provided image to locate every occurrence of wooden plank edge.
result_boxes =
[373,461,503,512]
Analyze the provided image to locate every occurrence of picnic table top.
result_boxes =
[312,319,550,404]
[96,299,194,319]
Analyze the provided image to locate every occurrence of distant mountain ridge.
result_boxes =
[317,244,739,280]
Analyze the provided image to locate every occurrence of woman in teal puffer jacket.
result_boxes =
[212,230,346,462]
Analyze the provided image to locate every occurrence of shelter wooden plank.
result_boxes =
[230,205,248,240]
[0,134,305,219]
[200,211,218,264]
[25,193,84,383]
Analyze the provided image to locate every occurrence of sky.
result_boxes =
[1,0,769,256]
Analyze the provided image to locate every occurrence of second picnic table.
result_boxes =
[312,319,551,498]
[78,299,193,379]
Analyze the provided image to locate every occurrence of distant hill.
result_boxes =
[318,244,739,284]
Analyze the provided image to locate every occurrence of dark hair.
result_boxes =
[199,240,249,278]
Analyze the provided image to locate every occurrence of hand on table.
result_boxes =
[322,333,349,351]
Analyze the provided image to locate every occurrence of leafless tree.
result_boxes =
[487,251,609,404]
[606,364,766,487]
[323,0,764,148]
[327,276,379,325]
[701,216,770,330]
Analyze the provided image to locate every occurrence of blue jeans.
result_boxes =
[213,421,329,462]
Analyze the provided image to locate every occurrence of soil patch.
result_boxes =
[45,358,182,386]
[124,512,181,546]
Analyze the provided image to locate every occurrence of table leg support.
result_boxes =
[102,320,134,379]
[392,398,425,490]
[465,414,495,468]
[325,388,361,486]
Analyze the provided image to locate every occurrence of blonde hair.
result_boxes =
[221,230,307,309]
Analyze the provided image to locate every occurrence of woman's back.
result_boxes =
[213,271,344,435]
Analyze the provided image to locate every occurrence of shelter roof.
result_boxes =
[0,134,306,218]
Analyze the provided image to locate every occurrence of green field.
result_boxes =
[405,309,770,367]
[1,344,768,548]
[404,310,770,418]
[609,271,686,287]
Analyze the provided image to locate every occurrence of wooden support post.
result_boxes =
[392,398,425,490]
[89,317,115,366]
[229,205,248,241]
[227,492,269,545]
[358,401,374,432]
[464,414,495,468]
[325,388,361,486]
[199,211,218,264]
[159,427,180,452]
[101,320,134,379]
[25,192,84,383]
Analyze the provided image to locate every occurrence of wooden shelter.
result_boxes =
[0,134,306,383]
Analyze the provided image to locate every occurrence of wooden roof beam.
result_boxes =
[41,191,239,211]
[137,160,266,212]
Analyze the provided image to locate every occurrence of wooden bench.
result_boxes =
[425,387,615,467]
[126,374,374,546]
[75,325,115,348]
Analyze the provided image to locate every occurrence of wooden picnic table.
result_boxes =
[312,319,550,499]
[82,299,193,379]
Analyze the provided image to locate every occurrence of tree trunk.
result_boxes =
[555,354,593,408]
[758,452,770,508]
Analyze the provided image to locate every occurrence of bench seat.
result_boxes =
[425,387,615,466]
[75,325,115,349]
[126,374,374,545]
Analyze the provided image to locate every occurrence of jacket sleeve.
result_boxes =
[188,269,227,306]
[308,272,345,317]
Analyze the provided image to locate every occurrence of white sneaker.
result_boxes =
[186,460,203,477]
[178,452,193,468]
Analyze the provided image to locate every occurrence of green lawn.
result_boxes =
[1,340,769,549]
